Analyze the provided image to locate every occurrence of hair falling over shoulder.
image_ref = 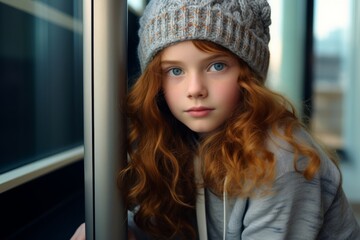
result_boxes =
[198,51,321,197]
[118,40,321,239]
[118,54,198,239]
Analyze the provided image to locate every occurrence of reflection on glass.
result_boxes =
[0,1,83,173]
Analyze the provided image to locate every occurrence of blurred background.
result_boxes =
[267,0,360,224]
[0,0,359,239]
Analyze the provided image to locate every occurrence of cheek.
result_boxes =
[214,81,240,107]
[225,89,240,109]
[162,86,179,110]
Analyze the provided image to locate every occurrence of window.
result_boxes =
[0,1,85,238]
[0,0,83,174]
[311,0,350,150]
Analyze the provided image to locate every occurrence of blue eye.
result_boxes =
[169,68,183,76]
[210,63,225,71]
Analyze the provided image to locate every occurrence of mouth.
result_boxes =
[185,106,214,117]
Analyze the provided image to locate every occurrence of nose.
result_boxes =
[187,73,208,99]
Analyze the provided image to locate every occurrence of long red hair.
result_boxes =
[118,40,321,239]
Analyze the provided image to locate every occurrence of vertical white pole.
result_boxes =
[279,0,307,114]
[84,0,127,239]
[267,0,307,115]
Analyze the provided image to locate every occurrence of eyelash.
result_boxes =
[167,68,183,76]
[164,61,228,77]
[208,62,227,72]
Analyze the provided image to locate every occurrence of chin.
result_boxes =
[189,126,218,135]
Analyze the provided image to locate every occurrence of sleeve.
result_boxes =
[237,128,360,239]
[241,170,337,240]
[318,187,360,239]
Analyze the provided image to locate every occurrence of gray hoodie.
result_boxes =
[129,129,360,239]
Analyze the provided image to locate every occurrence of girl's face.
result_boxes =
[161,41,241,134]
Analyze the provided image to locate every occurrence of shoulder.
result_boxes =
[224,128,358,239]
[266,127,341,185]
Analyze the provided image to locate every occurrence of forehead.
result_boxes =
[160,41,234,62]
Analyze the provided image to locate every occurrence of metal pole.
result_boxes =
[84,0,127,239]
[279,0,307,115]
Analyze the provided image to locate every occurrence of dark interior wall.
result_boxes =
[0,161,85,240]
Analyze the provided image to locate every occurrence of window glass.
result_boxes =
[33,0,82,20]
[0,1,83,173]
[311,0,350,150]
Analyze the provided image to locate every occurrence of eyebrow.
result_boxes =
[160,53,231,65]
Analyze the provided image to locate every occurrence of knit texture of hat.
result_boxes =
[138,0,271,79]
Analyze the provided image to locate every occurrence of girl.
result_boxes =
[72,0,360,239]
[120,0,360,239]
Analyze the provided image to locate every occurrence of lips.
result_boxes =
[185,106,214,117]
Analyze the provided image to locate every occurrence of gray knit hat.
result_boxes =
[138,0,271,79]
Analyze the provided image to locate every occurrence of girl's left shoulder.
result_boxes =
[266,127,341,185]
